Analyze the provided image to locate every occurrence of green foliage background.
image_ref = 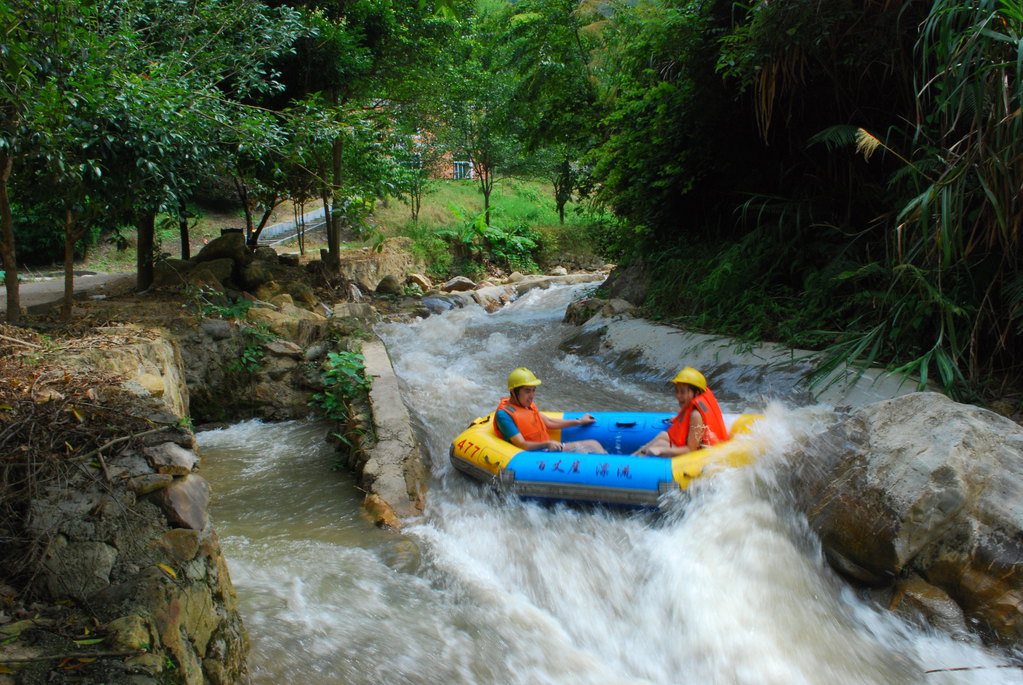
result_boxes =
[3,0,1021,403]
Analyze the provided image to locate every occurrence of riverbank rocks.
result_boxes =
[441,275,476,292]
[12,389,248,684]
[788,392,1023,647]
[564,297,636,325]
[602,260,649,306]
[176,312,331,422]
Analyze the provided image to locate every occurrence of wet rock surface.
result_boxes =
[788,392,1023,647]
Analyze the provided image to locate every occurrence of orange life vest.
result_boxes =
[495,396,550,443]
[667,388,729,449]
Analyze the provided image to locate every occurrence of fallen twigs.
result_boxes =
[0,650,146,664]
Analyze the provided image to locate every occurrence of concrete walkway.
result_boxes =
[0,272,135,315]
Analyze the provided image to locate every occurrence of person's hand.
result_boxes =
[578,413,596,426]
[544,441,564,452]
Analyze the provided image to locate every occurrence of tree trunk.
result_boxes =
[234,176,254,241]
[179,199,190,260]
[472,157,494,226]
[329,134,343,260]
[324,88,344,261]
[136,210,156,291]
[0,151,21,324]
[554,158,572,225]
[319,186,338,268]
[62,209,75,321]
[249,201,277,247]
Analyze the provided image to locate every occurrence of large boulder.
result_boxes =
[194,231,251,266]
[789,392,1023,646]
[335,238,423,292]
[602,260,648,306]
[66,327,190,418]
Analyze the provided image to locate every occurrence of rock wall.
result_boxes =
[176,313,329,424]
[354,341,428,528]
[10,339,250,684]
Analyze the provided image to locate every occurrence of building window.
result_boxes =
[453,161,473,180]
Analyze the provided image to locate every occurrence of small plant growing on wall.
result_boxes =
[185,285,253,320]
[313,350,372,422]
[225,323,275,374]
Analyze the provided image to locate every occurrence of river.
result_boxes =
[197,283,1022,684]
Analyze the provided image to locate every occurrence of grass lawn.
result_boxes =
[71,177,608,278]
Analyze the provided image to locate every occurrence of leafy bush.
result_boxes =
[437,205,540,272]
[186,286,253,320]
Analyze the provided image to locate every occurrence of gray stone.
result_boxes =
[152,474,211,531]
[200,318,235,340]
[564,297,604,325]
[240,261,271,290]
[193,258,234,284]
[152,259,196,289]
[407,273,432,291]
[334,240,421,292]
[129,473,176,494]
[263,339,303,358]
[194,232,251,266]
[890,576,974,642]
[332,302,377,320]
[42,536,118,601]
[442,276,476,292]
[304,342,328,361]
[144,442,199,476]
[602,261,648,305]
[358,340,428,524]
[252,246,279,262]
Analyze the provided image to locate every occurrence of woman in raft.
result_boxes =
[494,367,606,454]
[634,367,729,457]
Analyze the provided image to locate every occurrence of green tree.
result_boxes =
[1,0,307,311]
[437,21,525,226]
[500,0,603,222]
[389,124,443,223]
[270,0,454,264]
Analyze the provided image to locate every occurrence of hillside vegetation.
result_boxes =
[3,0,1020,406]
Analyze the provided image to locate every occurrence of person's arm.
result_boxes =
[541,413,597,430]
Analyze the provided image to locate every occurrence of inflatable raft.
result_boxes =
[449,411,764,507]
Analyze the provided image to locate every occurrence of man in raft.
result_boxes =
[495,367,606,453]
[634,367,729,457]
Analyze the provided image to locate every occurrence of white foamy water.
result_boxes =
[198,284,1022,684]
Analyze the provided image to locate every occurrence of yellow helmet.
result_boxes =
[507,367,542,390]
[671,367,707,391]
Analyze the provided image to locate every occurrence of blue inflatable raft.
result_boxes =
[449,410,764,507]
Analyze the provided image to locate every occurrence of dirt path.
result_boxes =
[0,272,136,315]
